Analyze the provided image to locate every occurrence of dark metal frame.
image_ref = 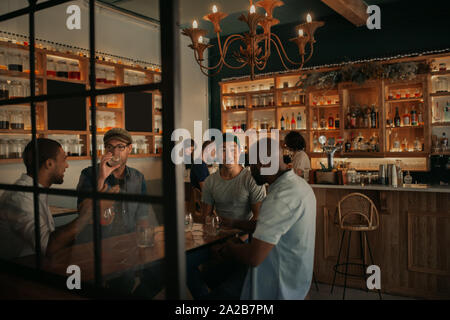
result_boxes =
[0,0,185,299]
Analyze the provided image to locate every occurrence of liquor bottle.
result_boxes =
[346,110,351,129]
[345,139,351,152]
[401,138,408,152]
[445,100,450,121]
[291,112,296,129]
[296,112,302,129]
[413,137,421,151]
[312,116,318,129]
[418,109,423,125]
[320,115,327,129]
[393,133,400,151]
[442,132,448,151]
[328,113,334,129]
[410,107,417,126]
[370,105,377,128]
[335,113,340,129]
[286,114,291,130]
[394,107,401,127]
[403,108,410,126]
[280,115,285,130]
[351,109,357,128]
[364,107,370,128]
[313,134,318,152]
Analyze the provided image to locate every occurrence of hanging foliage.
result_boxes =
[299,61,431,90]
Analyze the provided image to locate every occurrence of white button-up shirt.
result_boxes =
[0,174,55,260]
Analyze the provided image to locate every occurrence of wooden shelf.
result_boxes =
[46,75,86,85]
[340,152,385,158]
[276,87,303,92]
[66,156,90,161]
[431,70,450,76]
[248,106,276,111]
[280,129,307,133]
[0,129,31,134]
[46,130,88,135]
[223,89,274,96]
[384,152,428,157]
[310,104,340,108]
[0,69,44,79]
[129,154,161,158]
[431,92,450,97]
[385,97,424,103]
[223,108,247,113]
[129,131,154,136]
[278,104,306,108]
[431,151,450,156]
[95,107,123,113]
[344,127,379,131]
[385,125,425,130]
[432,122,450,127]
[0,158,23,164]
[311,129,340,133]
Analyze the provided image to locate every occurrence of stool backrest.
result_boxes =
[337,193,379,230]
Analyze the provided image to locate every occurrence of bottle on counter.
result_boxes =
[404,171,413,184]
[280,115,285,130]
[335,113,340,129]
[394,107,401,127]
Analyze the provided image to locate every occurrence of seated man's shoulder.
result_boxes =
[127,167,145,179]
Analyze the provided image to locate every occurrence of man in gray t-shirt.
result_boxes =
[201,134,265,233]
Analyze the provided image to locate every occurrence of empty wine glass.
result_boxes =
[185,212,193,232]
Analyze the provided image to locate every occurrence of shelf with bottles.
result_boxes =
[386,101,424,129]
[153,94,162,114]
[275,74,303,90]
[123,68,151,86]
[0,104,46,132]
[309,90,340,107]
[342,130,382,154]
[430,57,450,92]
[248,109,275,132]
[223,110,248,133]
[48,134,87,157]
[278,90,305,107]
[222,95,248,111]
[221,78,275,94]
[310,108,341,131]
[0,46,42,76]
[385,85,423,101]
[129,135,152,156]
[0,133,31,161]
[154,114,163,134]
[154,135,163,155]
[89,110,122,133]
[46,54,84,82]
[386,130,425,153]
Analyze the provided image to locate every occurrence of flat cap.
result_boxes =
[103,128,133,145]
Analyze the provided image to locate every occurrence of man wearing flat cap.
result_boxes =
[75,128,151,241]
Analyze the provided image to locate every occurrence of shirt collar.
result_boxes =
[20,173,45,188]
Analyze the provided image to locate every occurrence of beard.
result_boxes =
[250,165,266,186]
[51,171,64,185]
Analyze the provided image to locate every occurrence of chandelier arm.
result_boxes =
[271,33,304,67]
[193,48,224,71]
[221,37,250,70]
[195,51,225,77]
[303,41,315,64]
[219,34,245,64]
[269,37,291,71]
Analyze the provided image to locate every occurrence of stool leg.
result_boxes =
[364,232,382,300]
[343,231,352,300]
[359,231,368,293]
[330,230,346,294]
[313,272,319,291]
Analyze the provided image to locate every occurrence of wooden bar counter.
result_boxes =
[311,184,450,299]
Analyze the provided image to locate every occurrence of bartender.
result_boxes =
[284,131,311,182]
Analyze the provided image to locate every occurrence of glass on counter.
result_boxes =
[0,110,9,129]
[0,80,8,100]
[10,110,24,130]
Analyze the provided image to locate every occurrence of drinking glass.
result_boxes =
[185,212,193,232]
[101,207,115,226]
[136,225,155,248]
[204,215,220,236]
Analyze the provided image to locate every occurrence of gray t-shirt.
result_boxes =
[202,167,266,221]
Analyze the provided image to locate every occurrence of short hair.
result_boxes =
[284,131,306,151]
[219,133,240,149]
[22,138,62,175]
[202,140,213,152]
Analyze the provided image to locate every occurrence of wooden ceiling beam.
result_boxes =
[321,0,368,27]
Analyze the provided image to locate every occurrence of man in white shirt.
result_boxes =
[217,137,316,300]
[0,138,103,260]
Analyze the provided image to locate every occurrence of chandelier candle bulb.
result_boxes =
[250,5,256,14]
[212,5,217,13]
[198,36,203,44]
[299,29,304,37]
[307,13,312,23]
[193,20,198,29]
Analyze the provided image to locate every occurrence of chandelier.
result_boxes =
[182,0,325,80]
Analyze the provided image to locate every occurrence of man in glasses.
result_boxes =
[75,128,151,241]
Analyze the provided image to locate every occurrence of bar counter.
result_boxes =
[311,183,450,299]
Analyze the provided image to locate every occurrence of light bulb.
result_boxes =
[250,5,256,14]
[212,5,217,13]
[307,14,312,23]
[192,20,198,29]
[298,29,304,37]
[198,36,203,44]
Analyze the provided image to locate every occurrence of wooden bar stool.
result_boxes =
[330,192,382,300]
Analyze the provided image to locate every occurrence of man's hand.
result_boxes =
[98,152,121,190]
[78,185,120,226]
[219,216,234,229]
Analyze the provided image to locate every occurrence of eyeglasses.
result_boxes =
[105,144,129,152]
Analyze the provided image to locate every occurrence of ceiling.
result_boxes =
[99,0,402,37]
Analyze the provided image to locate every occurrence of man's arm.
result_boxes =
[220,237,274,267]
[220,201,262,233]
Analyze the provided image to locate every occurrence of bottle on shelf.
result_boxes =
[364,107,370,128]
[291,112,296,129]
[286,114,291,130]
[350,108,357,128]
[411,107,417,126]
[345,110,351,129]
[445,100,450,122]
[312,116,318,129]
[418,109,423,125]
[370,105,377,128]
[312,133,318,152]
[413,137,421,151]
[296,112,302,129]
[320,114,326,129]
[442,132,448,151]
[401,138,408,152]
[393,132,400,152]
[328,113,334,129]
[280,114,285,130]
[404,171,413,184]
[394,107,401,127]
[335,113,340,129]
[345,138,351,153]
[403,108,410,126]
